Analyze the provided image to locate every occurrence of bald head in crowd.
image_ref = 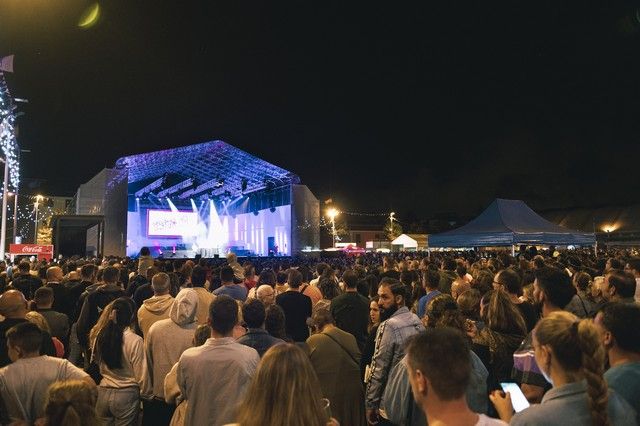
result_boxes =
[0,290,28,319]
[46,267,63,283]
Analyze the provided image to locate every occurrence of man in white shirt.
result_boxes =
[177,295,259,425]
[405,328,507,426]
[0,322,93,424]
[624,257,640,303]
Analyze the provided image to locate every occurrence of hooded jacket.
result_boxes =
[138,294,175,337]
[146,289,199,398]
[191,287,215,325]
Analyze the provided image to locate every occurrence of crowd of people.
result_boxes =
[0,245,638,425]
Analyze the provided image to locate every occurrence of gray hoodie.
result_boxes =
[146,289,199,398]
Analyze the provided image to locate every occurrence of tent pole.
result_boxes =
[511,245,515,257]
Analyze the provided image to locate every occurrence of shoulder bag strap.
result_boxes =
[321,332,359,367]
[300,284,309,295]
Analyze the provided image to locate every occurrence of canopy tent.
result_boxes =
[428,199,596,248]
[391,234,428,250]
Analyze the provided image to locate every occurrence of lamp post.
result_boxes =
[327,208,339,248]
[34,194,43,244]
[0,157,7,259]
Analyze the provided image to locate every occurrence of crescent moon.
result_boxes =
[78,3,100,29]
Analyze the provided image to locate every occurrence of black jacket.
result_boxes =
[76,285,125,349]
[10,274,42,300]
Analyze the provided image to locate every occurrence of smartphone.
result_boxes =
[499,382,530,413]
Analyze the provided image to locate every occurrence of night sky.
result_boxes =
[1,0,639,223]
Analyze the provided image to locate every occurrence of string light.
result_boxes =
[0,72,20,190]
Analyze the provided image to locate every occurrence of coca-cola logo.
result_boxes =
[22,246,46,253]
[10,245,53,254]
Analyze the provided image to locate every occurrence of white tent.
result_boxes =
[391,234,427,251]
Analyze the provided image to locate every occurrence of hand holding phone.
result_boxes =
[499,382,530,413]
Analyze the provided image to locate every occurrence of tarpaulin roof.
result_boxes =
[428,199,596,248]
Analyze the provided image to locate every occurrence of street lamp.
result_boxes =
[34,195,43,244]
[326,208,339,248]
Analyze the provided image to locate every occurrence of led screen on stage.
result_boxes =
[147,209,198,237]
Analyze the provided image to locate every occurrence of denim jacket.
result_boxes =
[365,306,424,409]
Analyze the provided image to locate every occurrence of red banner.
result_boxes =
[9,244,54,261]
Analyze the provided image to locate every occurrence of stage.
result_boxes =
[75,140,320,257]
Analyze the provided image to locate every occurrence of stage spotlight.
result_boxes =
[253,210,259,216]
[270,206,276,213]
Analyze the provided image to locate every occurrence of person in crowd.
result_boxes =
[40,379,99,426]
[91,297,152,425]
[0,290,56,366]
[8,261,42,300]
[237,299,284,357]
[366,278,423,425]
[226,252,245,283]
[190,265,215,325]
[511,266,577,403]
[491,311,635,425]
[162,324,211,426]
[594,302,640,421]
[77,266,126,354]
[416,268,441,319]
[145,288,199,425]
[177,295,260,425]
[213,266,248,301]
[0,322,93,424]
[457,288,483,327]
[68,264,98,321]
[299,273,324,305]
[264,304,290,342]
[361,296,380,380]
[138,247,155,276]
[438,258,458,295]
[318,276,341,302]
[255,284,276,306]
[25,311,65,357]
[330,269,369,351]
[564,271,597,318]
[243,264,258,291]
[473,290,527,389]
[138,272,175,337]
[451,264,471,299]
[233,344,337,426]
[405,328,504,426]
[274,271,289,294]
[380,257,400,281]
[276,269,313,342]
[310,262,330,287]
[33,286,70,347]
[133,266,161,307]
[492,268,538,331]
[45,266,74,317]
[307,303,365,426]
[602,269,637,303]
[623,256,640,302]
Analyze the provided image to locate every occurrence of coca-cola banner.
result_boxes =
[9,244,54,261]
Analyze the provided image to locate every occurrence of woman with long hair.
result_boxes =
[91,297,151,425]
[361,296,380,381]
[491,311,634,425]
[233,344,337,426]
[39,380,99,426]
[473,289,527,387]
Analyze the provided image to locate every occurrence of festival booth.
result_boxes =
[9,244,54,261]
[428,199,596,249]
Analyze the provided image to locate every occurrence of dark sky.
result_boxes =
[1,0,639,221]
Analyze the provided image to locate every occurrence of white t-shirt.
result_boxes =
[476,413,509,425]
[0,356,89,423]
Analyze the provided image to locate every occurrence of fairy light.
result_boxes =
[0,72,19,190]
